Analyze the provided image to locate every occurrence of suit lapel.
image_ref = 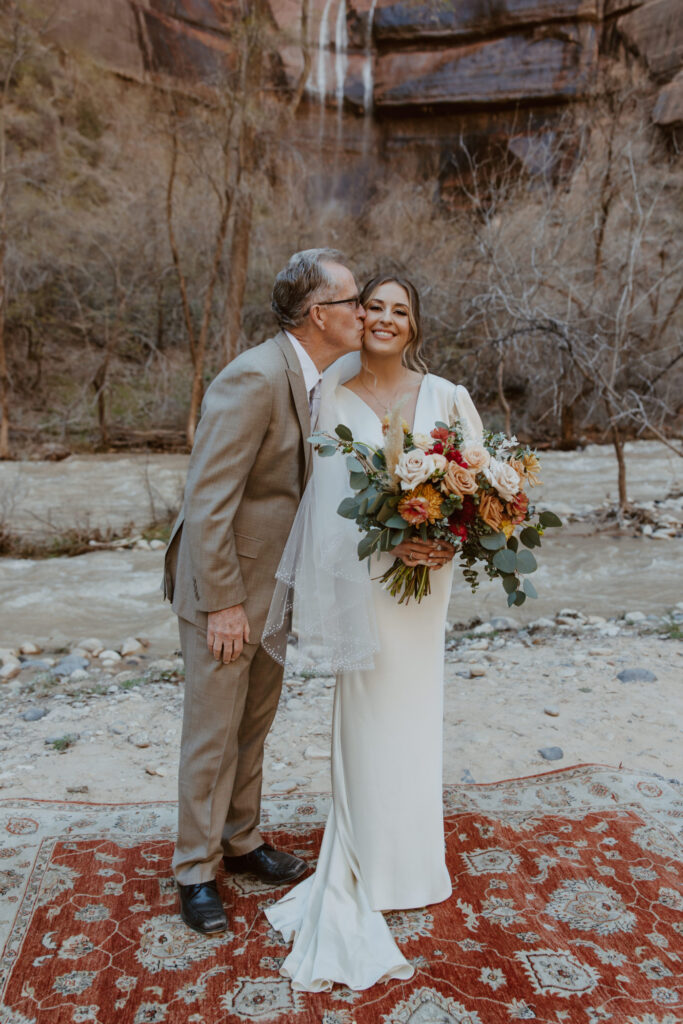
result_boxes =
[276,332,312,483]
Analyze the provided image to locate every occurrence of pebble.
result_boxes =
[469,665,487,677]
[69,646,89,658]
[599,625,621,637]
[20,658,52,671]
[0,656,21,681]
[149,539,166,551]
[586,615,607,626]
[544,707,560,717]
[149,659,176,673]
[468,639,490,651]
[120,637,144,657]
[69,670,90,682]
[19,642,41,655]
[473,623,494,636]
[489,617,518,632]
[538,746,564,761]
[128,731,150,748]
[78,638,104,655]
[529,618,555,630]
[624,611,646,623]
[50,655,89,677]
[304,745,330,760]
[99,650,121,663]
[588,648,612,656]
[21,707,48,721]
[617,668,657,683]
[145,765,165,776]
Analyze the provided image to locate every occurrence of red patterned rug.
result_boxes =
[1,766,682,1024]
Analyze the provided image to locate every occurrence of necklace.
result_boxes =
[355,372,417,415]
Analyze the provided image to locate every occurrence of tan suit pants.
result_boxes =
[172,616,284,885]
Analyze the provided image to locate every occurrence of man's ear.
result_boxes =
[308,304,326,331]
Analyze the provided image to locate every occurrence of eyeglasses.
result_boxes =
[305,295,361,316]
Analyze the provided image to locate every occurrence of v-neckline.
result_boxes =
[340,374,429,435]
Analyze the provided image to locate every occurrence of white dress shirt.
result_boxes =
[285,330,323,426]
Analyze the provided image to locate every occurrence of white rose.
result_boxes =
[483,457,520,502]
[412,433,432,451]
[430,453,448,474]
[395,450,436,491]
[460,442,490,472]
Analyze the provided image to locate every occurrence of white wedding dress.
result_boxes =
[264,363,483,992]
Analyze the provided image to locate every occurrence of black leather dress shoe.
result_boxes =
[177,879,228,935]
[223,843,307,884]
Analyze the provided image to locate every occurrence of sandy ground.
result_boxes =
[0,616,680,805]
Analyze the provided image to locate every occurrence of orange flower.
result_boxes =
[506,492,529,525]
[509,457,526,479]
[441,463,478,497]
[398,483,443,525]
[478,492,504,531]
[522,451,541,486]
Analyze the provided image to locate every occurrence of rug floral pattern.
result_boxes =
[1,766,682,1024]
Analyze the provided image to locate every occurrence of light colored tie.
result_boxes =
[309,379,321,430]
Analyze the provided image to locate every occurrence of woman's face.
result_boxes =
[362,281,412,359]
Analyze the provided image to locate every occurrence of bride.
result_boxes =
[264,274,484,992]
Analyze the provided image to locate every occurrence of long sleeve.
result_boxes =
[182,363,273,612]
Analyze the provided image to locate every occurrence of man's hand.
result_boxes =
[207,605,250,663]
[392,538,455,569]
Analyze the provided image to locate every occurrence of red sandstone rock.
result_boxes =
[373,0,600,42]
[653,69,683,124]
[617,0,683,80]
[374,24,598,108]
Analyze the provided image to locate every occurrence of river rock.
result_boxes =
[149,539,166,550]
[304,745,330,760]
[624,611,646,623]
[489,616,518,631]
[21,707,48,721]
[19,642,42,655]
[128,731,150,748]
[69,669,90,682]
[538,746,564,760]
[529,617,556,630]
[51,655,90,677]
[469,665,487,677]
[617,668,657,683]
[99,649,122,663]
[120,637,144,657]
[544,706,560,716]
[78,638,104,656]
[0,655,21,681]
[473,622,494,636]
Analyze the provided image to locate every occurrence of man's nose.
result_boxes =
[357,304,366,319]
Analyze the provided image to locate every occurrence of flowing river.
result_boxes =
[0,442,680,654]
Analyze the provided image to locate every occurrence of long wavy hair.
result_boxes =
[359,274,428,374]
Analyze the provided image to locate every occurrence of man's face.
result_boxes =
[317,263,365,354]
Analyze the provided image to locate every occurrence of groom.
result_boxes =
[163,249,365,934]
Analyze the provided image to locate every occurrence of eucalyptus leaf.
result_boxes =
[390,528,405,545]
[372,452,385,470]
[493,548,517,574]
[358,530,381,559]
[539,510,563,528]
[335,424,353,441]
[506,536,519,552]
[507,591,517,607]
[516,549,538,574]
[346,456,364,473]
[502,575,518,594]
[523,578,538,599]
[480,532,506,551]
[318,445,337,457]
[368,491,384,515]
[384,514,409,529]
[513,590,526,606]
[434,420,448,429]
[520,526,542,548]
[337,497,360,519]
[350,471,370,490]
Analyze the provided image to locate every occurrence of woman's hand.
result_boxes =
[392,538,455,568]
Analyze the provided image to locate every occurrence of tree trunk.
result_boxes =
[0,243,8,459]
[496,350,511,436]
[560,400,575,448]
[611,423,628,512]
[222,189,253,365]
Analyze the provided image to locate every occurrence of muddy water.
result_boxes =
[0,443,681,653]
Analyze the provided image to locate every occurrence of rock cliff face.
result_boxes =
[52,0,683,194]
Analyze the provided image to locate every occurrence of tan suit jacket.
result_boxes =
[164,331,311,640]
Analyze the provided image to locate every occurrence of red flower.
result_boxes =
[459,496,476,523]
[431,441,444,454]
[431,427,449,442]
[449,522,468,540]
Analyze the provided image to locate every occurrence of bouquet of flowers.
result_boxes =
[309,410,562,605]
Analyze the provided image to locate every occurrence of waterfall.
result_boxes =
[334,0,348,111]
[362,0,378,113]
[316,0,334,101]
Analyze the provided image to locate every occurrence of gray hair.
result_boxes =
[271,248,348,328]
